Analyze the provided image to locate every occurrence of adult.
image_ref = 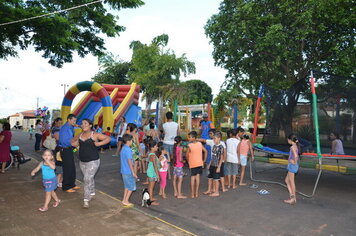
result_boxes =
[199,113,214,139]
[146,122,159,142]
[71,118,110,208]
[58,114,79,193]
[51,117,63,187]
[144,117,157,134]
[112,117,127,157]
[34,120,44,151]
[0,123,12,173]
[330,132,345,155]
[162,112,179,157]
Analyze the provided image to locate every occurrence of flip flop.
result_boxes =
[53,200,61,208]
[122,203,134,208]
[257,189,270,195]
[38,207,48,212]
[249,184,258,189]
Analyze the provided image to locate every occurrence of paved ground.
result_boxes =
[3,130,356,236]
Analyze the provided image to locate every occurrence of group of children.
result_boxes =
[119,126,258,207]
[32,122,301,211]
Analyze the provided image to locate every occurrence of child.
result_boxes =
[187,131,207,198]
[284,134,300,205]
[31,149,61,212]
[158,145,170,198]
[330,132,345,155]
[120,133,137,207]
[104,127,112,151]
[237,134,254,186]
[29,125,34,140]
[172,136,187,199]
[204,131,225,197]
[225,128,240,189]
[147,140,160,205]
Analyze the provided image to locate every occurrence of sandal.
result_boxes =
[53,200,61,208]
[38,207,48,212]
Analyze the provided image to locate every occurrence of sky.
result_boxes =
[0,0,227,118]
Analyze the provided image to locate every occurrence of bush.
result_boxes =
[297,125,315,141]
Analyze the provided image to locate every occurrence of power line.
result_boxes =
[0,0,103,27]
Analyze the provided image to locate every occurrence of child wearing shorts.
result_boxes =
[31,149,61,212]
[147,140,160,205]
[238,134,254,186]
[172,136,187,199]
[120,134,137,207]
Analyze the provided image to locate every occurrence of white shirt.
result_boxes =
[226,138,240,163]
[163,121,179,145]
[206,139,226,149]
[35,124,42,135]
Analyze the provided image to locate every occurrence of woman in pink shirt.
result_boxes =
[172,136,187,199]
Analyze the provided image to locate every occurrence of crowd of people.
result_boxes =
[16,111,345,211]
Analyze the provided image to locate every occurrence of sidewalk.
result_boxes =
[0,159,192,236]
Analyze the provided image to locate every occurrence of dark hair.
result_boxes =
[3,122,10,131]
[231,128,238,136]
[149,122,155,129]
[51,117,62,128]
[172,136,182,167]
[139,126,143,131]
[166,112,173,120]
[94,124,98,129]
[122,117,126,122]
[208,128,216,134]
[67,114,76,120]
[330,132,340,140]
[237,127,245,133]
[242,134,250,139]
[35,119,41,125]
[82,118,94,129]
[107,127,110,131]
[127,123,137,132]
[188,131,198,139]
[122,133,133,144]
[148,139,157,150]
[31,125,34,128]
[287,133,301,154]
[227,129,232,138]
[214,131,222,139]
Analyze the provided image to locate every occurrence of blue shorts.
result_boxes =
[240,155,248,166]
[287,163,299,174]
[122,174,136,191]
[43,177,57,192]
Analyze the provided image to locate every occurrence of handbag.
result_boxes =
[43,135,57,150]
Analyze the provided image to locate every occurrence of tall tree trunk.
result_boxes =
[145,96,153,124]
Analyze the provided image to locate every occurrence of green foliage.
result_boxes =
[297,125,315,141]
[205,0,355,135]
[92,53,130,84]
[128,34,196,109]
[181,80,213,105]
[0,118,8,124]
[0,0,144,67]
[205,0,355,91]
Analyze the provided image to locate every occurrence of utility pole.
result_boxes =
[61,84,69,95]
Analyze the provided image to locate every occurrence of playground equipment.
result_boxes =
[60,81,141,132]
[250,72,356,198]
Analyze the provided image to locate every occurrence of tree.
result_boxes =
[128,34,196,119]
[205,0,355,136]
[92,53,130,84]
[0,0,144,67]
[181,80,213,105]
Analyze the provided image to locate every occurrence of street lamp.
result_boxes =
[61,84,69,95]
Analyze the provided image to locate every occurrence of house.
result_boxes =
[8,110,37,130]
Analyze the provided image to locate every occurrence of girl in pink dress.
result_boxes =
[0,123,12,173]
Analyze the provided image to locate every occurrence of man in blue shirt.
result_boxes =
[58,114,78,192]
[120,134,137,207]
[200,113,214,139]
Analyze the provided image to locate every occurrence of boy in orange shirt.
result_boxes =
[187,131,207,198]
